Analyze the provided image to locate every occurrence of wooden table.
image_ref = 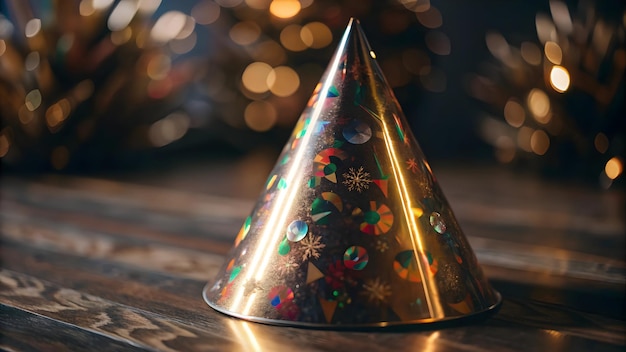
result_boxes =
[1,158,624,351]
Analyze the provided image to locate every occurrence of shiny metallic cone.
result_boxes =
[203,18,501,327]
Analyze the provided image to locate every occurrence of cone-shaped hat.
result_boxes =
[203,19,501,327]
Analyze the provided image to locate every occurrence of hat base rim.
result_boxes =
[202,283,502,330]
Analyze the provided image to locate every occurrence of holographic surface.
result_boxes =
[204,19,501,327]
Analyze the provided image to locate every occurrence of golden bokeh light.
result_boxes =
[146,54,171,80]
[549,65,570,93]
[244,100,277,131]
[107,0,139,32]
[530,129,550,155]
[520,41,542,65]
[267,66,300,97]
[503,99,525,128]
[111,27,133,45]
[25,89,42,111]
[605,157,623,180]
[485,31,510,61]
[253,40,287,66]
[150,11,188,43]
[594,133,609,153]
[45,99,71,129]
[18,106,34,125]
[527,88,550,123]
[170,32,197,54]
[25,18,41,38]
[399,0,431,13]
[280,24,307,52]
[79,0,97,16]
[300,22,332,49]
[269,0,301,19]
[416,7,442,29]
[544,41,562,64]
[230,21,261,46]
[191,0,220,25]
[242,62,273,93]
[93,0,115,11]
[148,112,190,147]
[0,40,6,56]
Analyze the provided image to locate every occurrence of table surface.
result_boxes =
[1,158,625,351]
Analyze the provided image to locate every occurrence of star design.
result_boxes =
[406,158,419,173]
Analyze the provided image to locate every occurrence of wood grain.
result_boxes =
[1,173,625,351]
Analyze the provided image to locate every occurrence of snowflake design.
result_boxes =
[406,158,419,173]
[342,167,372,192]
[299,234,325,261]
[362,278,392,304]
[375,239,389,253]
[277,256,300,276]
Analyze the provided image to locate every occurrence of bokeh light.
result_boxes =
[425,31,450,56]
[107,0,139,32]
[269,0,301,19]
[544,41,562,64]
[230,21,261,46]
[527,89,550,123]
[300,22,332,49]
[242,62,273,93]
[594,133,609,154]
[148,112,190,147]
[520,42,542,65]
[244,101,277,131]
[191,0,220,25]
[24,18,41,38]
[416,7,442,29]
[549,65,570,93]
[280,24,307,52]
[503,99,525,128]
[267,66,300,97]
[25,89,42,111]
[605,157,623,180]
[150,11,188,43]
[530,129,550,155]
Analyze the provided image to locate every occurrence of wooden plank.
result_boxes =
[0,304,150,352]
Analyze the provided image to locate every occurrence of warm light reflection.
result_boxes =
[486,31,510,60]
[93,0,114,10]
[150,11,187,43]
[269,0,301,19]
[605,157,623,180]
[527,88,550,123]
[228,20,353,314]
[137,0,161,15]
[107,0,138,31]
[24,18,41,38]
[549,65,570,93]
[253,40,287,66]
[520,41,542,65]
[244,101,277,131]
[399,0,431,13]
[148,112,190,147]
[535,14,556,43]
[530,129,550,155]
[544,41,562,64]
[25,89,42,111]
[45,99,71,129]
[146,54,171,80]
[280,24,307,51]
[495,136,516,163]
[242,62,272,93]
[503,99,525,127]
[230,21,261,46]
[267,66,299,97]
[111,27,133,45]
[79,0,97,16]
[549,0,573,34]
[246,0,271,9]
[300,22,332,49]
[170,32,197,54]
[227,320,262,352]
[191,0,220,25]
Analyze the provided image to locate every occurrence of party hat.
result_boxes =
[203,18,501,327]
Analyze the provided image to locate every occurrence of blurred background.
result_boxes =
[0,0,624,189]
